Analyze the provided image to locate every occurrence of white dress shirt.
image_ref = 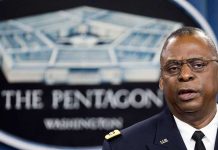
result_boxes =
[174,106,218,150]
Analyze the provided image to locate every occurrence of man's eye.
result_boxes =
[166,65,180,73]
[191,61,205,69]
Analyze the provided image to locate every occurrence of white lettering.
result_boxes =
[43,117,123,130]
[1,90,44,110]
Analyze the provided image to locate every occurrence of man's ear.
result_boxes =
[159,77,163,90]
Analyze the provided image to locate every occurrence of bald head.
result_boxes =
[161,27,217,61]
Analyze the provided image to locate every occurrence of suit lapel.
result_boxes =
[152,109,187,150]
[214,128,218,149]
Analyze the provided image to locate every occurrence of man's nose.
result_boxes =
[177,64,195,82]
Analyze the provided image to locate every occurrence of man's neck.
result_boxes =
[174,106,217,129]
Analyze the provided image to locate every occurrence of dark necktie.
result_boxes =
[192,131,206,150]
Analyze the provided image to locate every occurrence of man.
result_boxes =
[102,27,218,150]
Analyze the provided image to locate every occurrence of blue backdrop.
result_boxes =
[188,0,218,43]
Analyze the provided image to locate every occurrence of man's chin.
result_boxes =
[176,103,201,114]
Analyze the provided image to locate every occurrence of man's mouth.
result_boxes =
[178,89,198,101]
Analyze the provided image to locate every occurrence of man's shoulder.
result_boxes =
[103,110,168,148]
[102,111,169,150]
[121,110,164,139]
[102,109,174,150]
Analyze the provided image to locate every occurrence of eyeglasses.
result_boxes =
[161,57,218,76]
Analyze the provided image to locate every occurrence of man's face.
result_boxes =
[159,34,218,118]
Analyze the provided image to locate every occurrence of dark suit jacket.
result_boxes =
[102,108,218,150]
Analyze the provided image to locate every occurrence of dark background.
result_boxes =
[0,0,198,27]
[0,0,207,149]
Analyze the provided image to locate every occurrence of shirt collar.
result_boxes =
[201,107,218,143]
[174,104,218,142]
[174,115,196,142]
